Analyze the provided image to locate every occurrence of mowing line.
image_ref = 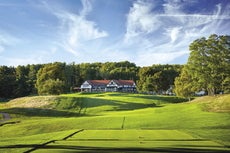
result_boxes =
[23,129,84,153]
[62,129,84,140]
[0,121,20,127]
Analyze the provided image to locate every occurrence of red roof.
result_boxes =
[87,80,110,86]
[114,80,135,86]
[87,80,135,86]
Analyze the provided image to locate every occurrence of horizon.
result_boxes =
[0,60,185,67]
[0,0,229,67]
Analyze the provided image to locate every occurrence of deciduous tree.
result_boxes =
[177,34,230,96]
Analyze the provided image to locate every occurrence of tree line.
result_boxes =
[0,61,182,98]
[0,34,229,98]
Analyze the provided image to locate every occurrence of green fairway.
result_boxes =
[0,93,229,152]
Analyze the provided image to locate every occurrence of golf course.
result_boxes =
[0,93,230,152]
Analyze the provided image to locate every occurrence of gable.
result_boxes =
[81,80,136,89]
[81,81,92,88]
[107,80,118,87]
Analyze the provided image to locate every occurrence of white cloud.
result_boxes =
[80,0,92,16]
[33,0,229,66]
[135,51,188,66]
[163,0,183,15]
[125,0,160,41]
[53,1,108,57]
[164,27,182,43]
[1,0,229,67]
[121,0,230,66]
[162,2,229,27]
[0,32,20,54]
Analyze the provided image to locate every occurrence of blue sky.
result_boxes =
[0,0,229,66]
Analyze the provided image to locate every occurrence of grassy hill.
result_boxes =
[0,93,229,152]
[192,94,230,112]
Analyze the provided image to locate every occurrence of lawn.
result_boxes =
[33,129,226,153]
[0,93,229,152]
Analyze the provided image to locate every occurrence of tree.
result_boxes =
[36,62,66,95]
[137,65,182,93]
[14,65,30,97]
[222,77,230,94]
[27,64,42,94]
[38,79,65,95]
[187,34,230,95]
[0,66,16,98]
[152,71,163,93]
[175,34,230,96]
[174,66,194,100]
[143,76,155,92]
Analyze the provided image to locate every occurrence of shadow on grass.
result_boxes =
[112,102,162,111]
[48,96,157,112]
[0,107,81,117]
[0,144,229,153]
[126,95,191,103]
[78,92,191,103]
[0,97,159,117]
[1,94,192,118]
[0,121,20,127]
[1,128,229,153]
[80,97,161,111]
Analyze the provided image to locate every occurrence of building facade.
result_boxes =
[80,80,136,92]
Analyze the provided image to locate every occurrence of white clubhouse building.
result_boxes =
[80,80,136,92]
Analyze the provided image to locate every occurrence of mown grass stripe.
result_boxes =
[62,129,84,140]
[24,129,84,153]
[65,138,210,141]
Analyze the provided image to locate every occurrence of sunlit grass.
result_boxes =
[0,93,229,152]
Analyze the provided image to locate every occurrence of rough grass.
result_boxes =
[192,94,230,112]
[2,96,58,108]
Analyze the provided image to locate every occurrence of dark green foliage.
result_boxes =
[14,65,30,97]
[138,64,182,93]
[0,66,16,98]
[174,65,194,99]
[36,62,66,95]
[0,61,183,98]
[175,34,230,96]
[38,79,65,95]
[0,61,140,98]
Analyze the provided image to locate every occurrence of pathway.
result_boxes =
[0,112,11,122]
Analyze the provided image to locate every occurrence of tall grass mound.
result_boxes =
[192,94,230,112]
[0,96,85,117]
[2,96,57,108]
